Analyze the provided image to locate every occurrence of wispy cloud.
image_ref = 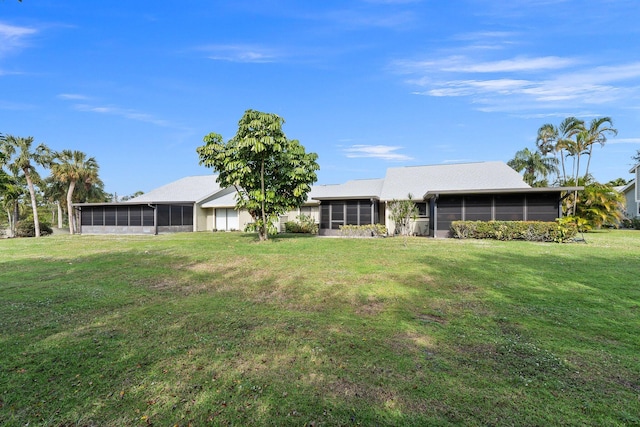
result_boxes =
[397,50,640,112]
[343,145,413,161]
[71,103,171,127]
[0,22,37,57]
[609,138,640,145]
[58,93,90,101]
[197,44,282,63]
[326,9,416,29]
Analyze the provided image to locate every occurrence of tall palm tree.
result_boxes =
[0,135,51,237]
[50,150,99,234]
[507,147,558,187]
[1,173,26,238]
[536,123,559,183]
[555,117,585,184]
[42,176,68,229]
[583,117,617,179]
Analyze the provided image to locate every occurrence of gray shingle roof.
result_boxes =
[379,161,529,200]
[309,178,384,200]
[200,191,237,208]
[127,175,222,203]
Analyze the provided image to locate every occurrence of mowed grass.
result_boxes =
[0,231,638,426]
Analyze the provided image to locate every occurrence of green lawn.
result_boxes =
[1,231,638,426]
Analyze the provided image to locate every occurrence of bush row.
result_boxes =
[450,220,578,243]
[621,217,640,230]
[284,214,319,234]
[339,224,387,238]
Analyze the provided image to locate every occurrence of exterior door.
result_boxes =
[216,208,239,231]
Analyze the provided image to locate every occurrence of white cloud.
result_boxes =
[198,44,281,63]
[401,52,640,112]
[609,138,640,145]
[343,145,413,161]
[0,22,37,56]
[58,93,90,100]
[73,103,171,127]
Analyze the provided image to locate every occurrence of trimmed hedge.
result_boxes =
[284,214,319,234]
[450,220,578,242]
[339,224,387,238]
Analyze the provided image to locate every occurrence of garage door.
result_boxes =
[215,208,239,231]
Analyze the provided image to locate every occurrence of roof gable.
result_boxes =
[128,175,222,203]
[380,161,530,200]
[310,178,384,200]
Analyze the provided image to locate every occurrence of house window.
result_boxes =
[117,207,129,226]
[464,196,492,221]
[130,207,142,226]
[319,200,377,229]
[104,206,116,226]
[142,206,154,226]
[415,202,428,217]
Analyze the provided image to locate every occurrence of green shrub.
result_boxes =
[450,220,577,243]
[284,214,318,234]
[339,224,387,238]
[16,219,53,237]
[621,217,640,230]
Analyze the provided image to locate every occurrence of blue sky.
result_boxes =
[2,0,640,196]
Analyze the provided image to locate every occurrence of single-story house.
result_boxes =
[75,161,581,237]
[619,163,639,219]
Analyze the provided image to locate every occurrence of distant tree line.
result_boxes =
[507,117,629,229]
[0,133,109,237]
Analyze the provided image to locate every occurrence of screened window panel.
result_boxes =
[437,197,463,229]
[104,207,116,226]
[346,202,358,225]
[170,205,182,226]
[157,205,170,226]
[129,207,142,226]
[116,207,129,226]
[93,208,104,226]
[81,209,93,226]
[360,201,372,224]
[183,205,193,226]
[320,205,330,229]
[494,195,524,220]
[526,194,558,221]
[464,196,492,221]
[142,206,154,226]
[332,202,344,221]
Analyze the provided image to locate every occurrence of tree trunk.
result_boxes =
[57,201,63,228]
[584,144,594,180]
[260,160,267,241]
[560,149,567,184]
[67,181,76,235]
[5,208,13,238]
[24,172,40,238]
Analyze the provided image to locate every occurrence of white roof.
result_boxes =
[128,175,222,203]
[310,179,384,200]
[619,179,635,194]
[125,162,531,206]
[201,191,237,208]
[380,161,530,200]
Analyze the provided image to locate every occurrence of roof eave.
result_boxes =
[423,186,584,200]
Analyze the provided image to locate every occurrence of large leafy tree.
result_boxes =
[0,135,51,237]
[197,109,320,241]
[507,147,557,187]
[50,149,100,234]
